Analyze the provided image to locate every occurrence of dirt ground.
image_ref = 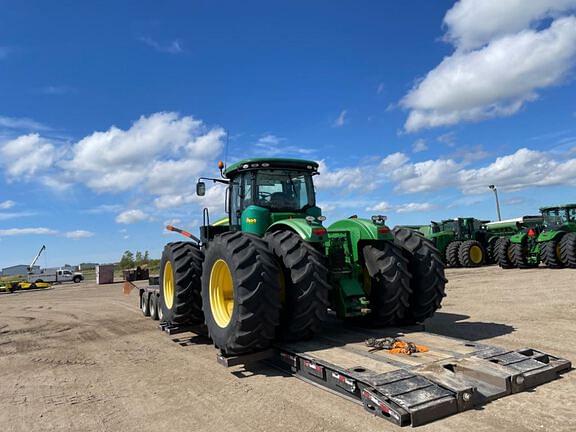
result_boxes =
[1,266,574,432]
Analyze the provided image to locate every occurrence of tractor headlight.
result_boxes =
[305,216,315,224]
[317,215,326,222]
[371,215,387,225]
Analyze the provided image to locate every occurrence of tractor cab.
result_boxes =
[196,158,324,241]
[540,204,576,229]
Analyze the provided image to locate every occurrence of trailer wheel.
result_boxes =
[265,230,330,341]
[541,236,565,269]
[560,232,576,268]
[495,237,514,269]
[362,243,412,326]
[141,293,151,317]
[458,240,485,267]
[445,241,461,267]
[510,238,538,269]
[202,232,281,355]
[392,227,447,323]
[150,294,160,320]
[159,242,204,325]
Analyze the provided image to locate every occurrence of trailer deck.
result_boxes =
[136,281,571,427]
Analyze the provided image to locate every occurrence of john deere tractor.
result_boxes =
[536,204,576,268]
[413,218,490,268]
[158,158,446,354]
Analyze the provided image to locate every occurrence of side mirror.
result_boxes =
[196,181,206,196]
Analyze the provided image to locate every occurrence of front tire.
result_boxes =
[392,227,447,323]
[560,232,576,269]
[159,242,204,325]
[445,241,461,267]
[510,238,538,269]
[541,236,565,268]
[496,237,514,269]
[458,240,485,267]
[265,230,330,341]
[202,232,281,355]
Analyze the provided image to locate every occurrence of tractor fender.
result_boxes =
[327,217,393,264]
[267,218,325,242]
[537,230,565,243]
[510,232,527,244]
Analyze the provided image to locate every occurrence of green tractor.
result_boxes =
[415,218,491,268]
[485,216,544,269]
[536,204,576,269]
[158,158,446,354]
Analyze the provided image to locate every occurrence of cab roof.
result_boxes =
[223,158,319,178]
[540,204,576,211]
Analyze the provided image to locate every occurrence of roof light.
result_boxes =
[307,165,313,169]
[242,164,249,169]
[261,162,270,167]
[250,163,259,167]
[218,160,224,169]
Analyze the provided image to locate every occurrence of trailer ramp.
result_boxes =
[220,323,570,427]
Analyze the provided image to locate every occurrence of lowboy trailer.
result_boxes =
[128,279,571,428]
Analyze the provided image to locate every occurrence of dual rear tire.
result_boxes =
[445,240,485,267]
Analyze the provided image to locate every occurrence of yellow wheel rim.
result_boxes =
[163,261,174,310]
[470,245,483,264]
[209,259,234,328]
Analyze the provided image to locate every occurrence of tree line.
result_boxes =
[118,250,160,270]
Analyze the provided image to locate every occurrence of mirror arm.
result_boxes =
[198,177,229,185]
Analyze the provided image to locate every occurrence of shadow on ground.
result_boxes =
[424,312,515,341]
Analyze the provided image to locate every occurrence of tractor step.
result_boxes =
[214,322,570,427]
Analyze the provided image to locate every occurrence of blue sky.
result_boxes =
[1,0,576,267]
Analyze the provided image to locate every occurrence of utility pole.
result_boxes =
[488,185,502,221]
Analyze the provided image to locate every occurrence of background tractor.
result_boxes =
[536,204,576,269]
[157,158,446,355]
[410,218,490,268]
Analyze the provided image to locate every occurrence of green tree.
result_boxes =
[119,250,135,269]
[135,251,143,266]
[143,250,150,265]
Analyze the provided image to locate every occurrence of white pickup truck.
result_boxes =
[27,268,84,284]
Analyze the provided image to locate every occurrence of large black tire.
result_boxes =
[560,232,576,268]
[445,241,461,267]
[510,238,538,269]
[265,230,330,341]
[458,240,485,267]
[201,232,281,355]
[486,239,497,265]
[159,242,204,325]
[541,236,565,269]
[495,237,514,269]
[392,227,447,323]
[73,276,82,283]
[362,243,412,326]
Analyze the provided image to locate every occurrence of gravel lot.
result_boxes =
[0,266,574,432]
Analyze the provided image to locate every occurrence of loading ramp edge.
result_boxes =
[215,339,571,427]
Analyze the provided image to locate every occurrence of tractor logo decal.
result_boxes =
[246,217,257,224]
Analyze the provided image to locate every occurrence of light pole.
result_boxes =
[488,184,502,221]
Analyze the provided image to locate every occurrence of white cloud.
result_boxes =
[402,2,576,132]
[0,211,36,221]
[333,110,348,127]
[1,134,58,178]
[367,201,436,214]
[0,115,50,131]
[367,201,393,212]
[377,83,385,94]
[115,209,151,224]
[395,202,437,213]
[0,200,15,209]
[412,139,428,153]
[65,230,94,239]
[315,160,378,192]
[379,152,410,171]
[138,36,183,54]
[444,0,576,50]
[0,227,57,236]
